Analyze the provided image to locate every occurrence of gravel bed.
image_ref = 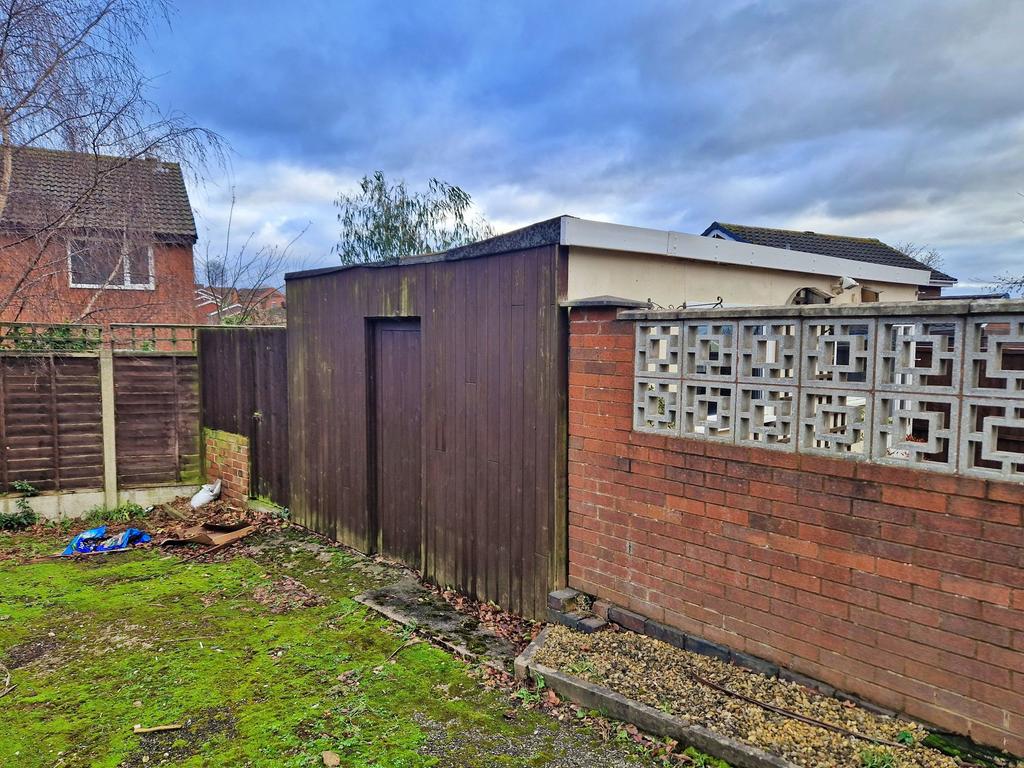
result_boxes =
[534,625,963,768]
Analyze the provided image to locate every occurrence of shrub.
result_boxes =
[85,502,148,524]
[1,481,40,530]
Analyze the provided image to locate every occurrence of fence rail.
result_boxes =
[109,323,197,354]
[0,322,103,353]
[0,322,198,355]
[624,299,1024,483]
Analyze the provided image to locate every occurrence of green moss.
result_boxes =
[1,530,651,767]
[921,732,1017,768]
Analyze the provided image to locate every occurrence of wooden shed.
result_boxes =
[284,214,936,619]
[285,218,572,619]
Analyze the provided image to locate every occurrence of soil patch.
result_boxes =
[3,635,59,669]
[414,713,650,767]
[250,574,327,613]
[534,625,973,768]
[121,708,237,767]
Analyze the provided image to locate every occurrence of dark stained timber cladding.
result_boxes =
[0,355,103,491]
[198,327,289,506]
[114,355,199,486]
[286,245,567,619]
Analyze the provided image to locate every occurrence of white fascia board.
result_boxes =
[560,217,932,286]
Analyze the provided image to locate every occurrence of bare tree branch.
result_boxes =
[894,241,945,272]
[195,191,306,326]
[0,0,223,323]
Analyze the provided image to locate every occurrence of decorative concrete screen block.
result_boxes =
[736,385,797,450]
[737,385,798,450]
[682,321,736,380]
[628,303,1024,480]
[738,320,800,384]
[876,318,963,394]
[964,315,1024,398]
[873,394,959,471]
[636,322,681,378]
[960,398,1024,482]
[800,388,871,457]
[682,383,734,440]
[801,319,875,390]
[634,378,679,433]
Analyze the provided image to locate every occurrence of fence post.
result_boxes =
[99,345,118,510]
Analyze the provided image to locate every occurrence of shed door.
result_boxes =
[371,319,423,568]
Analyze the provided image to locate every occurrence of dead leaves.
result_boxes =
[427,585,537,652]
[250,575,326,614]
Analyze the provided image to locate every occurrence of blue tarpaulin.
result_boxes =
[61,526,151,556]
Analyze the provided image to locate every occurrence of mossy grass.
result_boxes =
[2,528,660,767]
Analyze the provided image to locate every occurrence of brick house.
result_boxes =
[194,285,286,325]
[702,222,958,299]
[0,146,198,326]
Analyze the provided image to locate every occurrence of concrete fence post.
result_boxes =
[99,346,118,510]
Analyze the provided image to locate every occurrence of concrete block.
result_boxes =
[592,599,611,620]
[685,635,732,663]
[513,626,549,680]
[730,650,780,678]
[607,605,647,632]
[547,588,580,611]
[578,616,608,634]
[546,607,586,630]
[644,619,689,651]
[528,662,793,768]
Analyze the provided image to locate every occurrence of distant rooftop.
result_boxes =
[702,222,956,285]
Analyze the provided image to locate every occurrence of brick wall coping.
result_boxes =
[618,298,1024,321]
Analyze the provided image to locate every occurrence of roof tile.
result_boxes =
[1,146,196,240]
[704,222,956,284]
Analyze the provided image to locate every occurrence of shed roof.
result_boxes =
[702,222,956,284]
[0,145,196,241]
[287,215,934,288]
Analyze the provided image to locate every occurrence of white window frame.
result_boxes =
[67,238,156,291]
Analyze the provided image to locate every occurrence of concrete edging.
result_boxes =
[0,483,198,521]
[515,630,796,768]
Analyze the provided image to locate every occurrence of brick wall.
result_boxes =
[568,306,1024,755]
[0,238,197,325]
[203,428,249,505]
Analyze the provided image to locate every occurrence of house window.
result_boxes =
[68,238,154,289]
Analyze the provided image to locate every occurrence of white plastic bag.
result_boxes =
[190,478,222,509]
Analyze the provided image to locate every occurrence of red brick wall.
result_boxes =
[0,237,196,325]
[203,429,249,506]
[568,306,1024,755]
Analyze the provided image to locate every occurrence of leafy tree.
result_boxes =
[335,171,493,266]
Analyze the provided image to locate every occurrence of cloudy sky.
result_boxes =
[140,0,1023,289]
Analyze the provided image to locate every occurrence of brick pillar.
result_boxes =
[203,428,250,505]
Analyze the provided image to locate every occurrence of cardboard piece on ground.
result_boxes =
[160,521,256,548]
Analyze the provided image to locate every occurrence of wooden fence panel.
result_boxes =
[113,356,199,486]
[0,355,103,491]
[198,327,289,506]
